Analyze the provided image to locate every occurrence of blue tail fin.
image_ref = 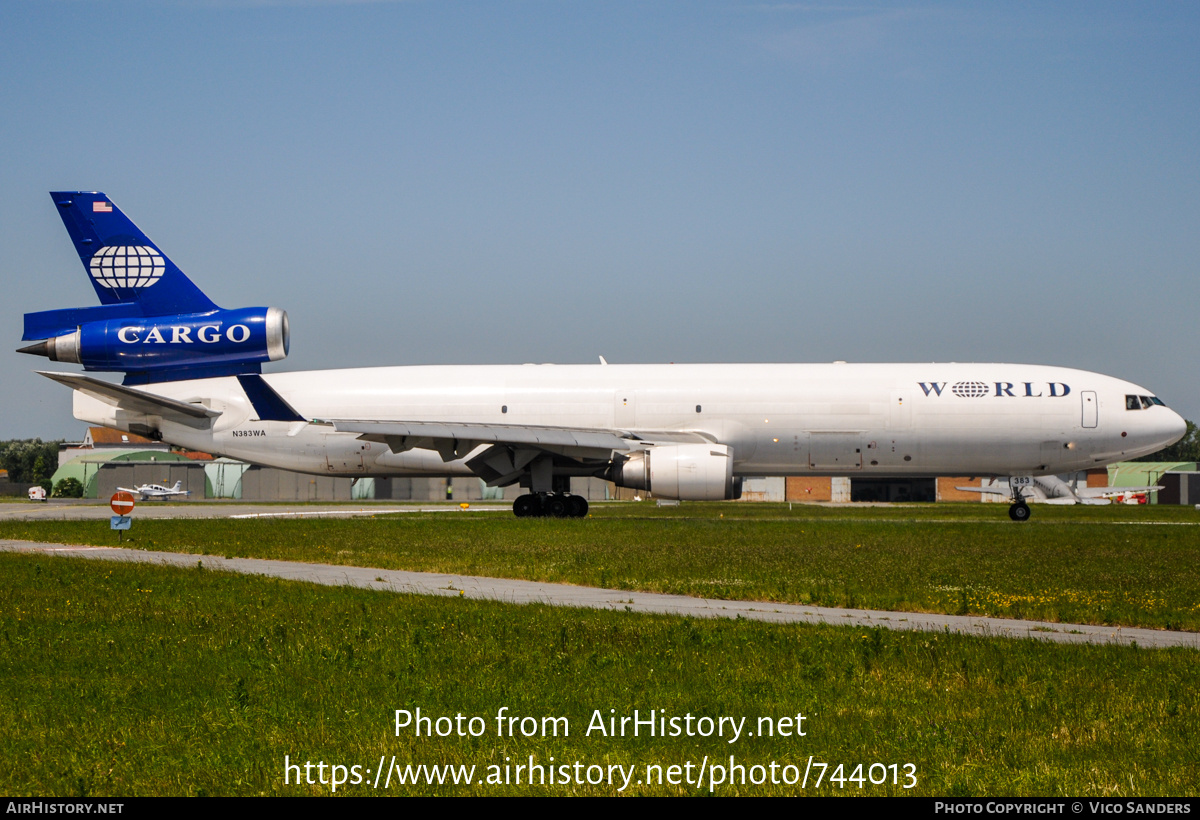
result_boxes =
[22,192,289,385]
[49,192,218,316]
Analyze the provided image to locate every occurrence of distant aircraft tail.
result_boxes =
[20,192,289,385]
[171,481,183,492]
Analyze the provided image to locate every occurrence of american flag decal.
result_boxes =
[93,201,112,213]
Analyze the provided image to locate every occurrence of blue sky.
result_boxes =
[2,1,1197,439]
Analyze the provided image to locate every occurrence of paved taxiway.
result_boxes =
[2,530,1196,650]
[0,500,511,520]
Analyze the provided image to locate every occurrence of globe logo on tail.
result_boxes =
[89,246,165,289]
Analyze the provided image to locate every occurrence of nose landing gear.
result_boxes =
[1008,501,1031,522]
[1005,476,1034,522]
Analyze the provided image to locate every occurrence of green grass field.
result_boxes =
[1,552,1198,796]
[3,503,1198,796]
[2,501,1198,631]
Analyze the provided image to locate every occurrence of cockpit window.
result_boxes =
[1149,396,1166,407]
[1126,395,1141,410]
[1140,396,1155,409]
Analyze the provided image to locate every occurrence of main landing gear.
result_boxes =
[513,493,589,519]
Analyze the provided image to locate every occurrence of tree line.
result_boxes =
[0,439,62,485]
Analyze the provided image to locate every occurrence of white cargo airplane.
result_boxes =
[955,475,1163,506]
[20,193,1188,521]
[117,480,191,501]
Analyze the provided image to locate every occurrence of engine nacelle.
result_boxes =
[612,443,742,501]
[26,306,289,376]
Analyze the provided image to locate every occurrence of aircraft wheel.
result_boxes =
[545,494,569,518]
[1008,502,1031,522]
[567,494,589,518]
[513,494,541,518]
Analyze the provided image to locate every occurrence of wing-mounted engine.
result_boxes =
[612,443,743,501]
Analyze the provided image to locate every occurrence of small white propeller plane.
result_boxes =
[117,480,191,501]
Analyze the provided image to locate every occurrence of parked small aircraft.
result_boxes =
[956,475,1163,506]
[117,480,190,501]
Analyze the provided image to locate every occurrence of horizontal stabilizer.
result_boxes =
[38,371,219,424]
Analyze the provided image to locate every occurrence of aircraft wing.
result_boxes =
[954,485,1042,500]
[1076,485,1163,499]
[331,419,713,456]
[38,371,219,426]
[953,484,1049,501]
[330,419,714,486]
[332,419,636,455]
[954,486,1008,496]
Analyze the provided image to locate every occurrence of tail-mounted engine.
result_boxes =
[20,306,289,385]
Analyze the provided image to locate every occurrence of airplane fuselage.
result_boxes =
[72,361,1184,480]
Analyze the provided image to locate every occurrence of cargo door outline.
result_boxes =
[808,432,863,471]
[1081,391,1097,429]
[325,434,366,472]
[614,391,637,429]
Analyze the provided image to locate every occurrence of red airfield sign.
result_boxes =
[110,492,136,516]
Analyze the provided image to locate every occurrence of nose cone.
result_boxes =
[1162,409,1189,448]
[1142,407,1191,457]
